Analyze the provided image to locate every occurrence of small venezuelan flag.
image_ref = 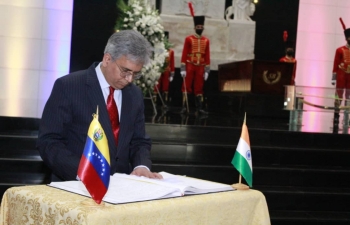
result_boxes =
[77,107,110,204]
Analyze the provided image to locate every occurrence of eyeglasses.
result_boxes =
[114,61,143,80]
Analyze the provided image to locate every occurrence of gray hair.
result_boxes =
[104,30,153,65]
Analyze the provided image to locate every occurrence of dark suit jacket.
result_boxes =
[37,62,152,181]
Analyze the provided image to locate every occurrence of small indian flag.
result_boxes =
[231,115,253,187]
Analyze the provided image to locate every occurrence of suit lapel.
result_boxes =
[85,63,117,161]
[118,84,133,154]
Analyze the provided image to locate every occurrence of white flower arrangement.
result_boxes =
[115,0,168,95]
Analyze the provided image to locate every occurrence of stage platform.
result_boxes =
[145,108,350,134]
[145,93,350,135]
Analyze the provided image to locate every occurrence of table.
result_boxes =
[0,185,270,225]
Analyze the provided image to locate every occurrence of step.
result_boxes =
[0,160,49,174]
[0,136,37,151]
[1,136,350,168]
[0,116,39,131]
[1,116,349,150]
[270,210,350,225]
[0,149,41,161]
[259,186,350,212]
[146,123,350,149]
[0,172,50,185]
[150,143,350,168]
[152,164,350,188]
[254,166,350,188]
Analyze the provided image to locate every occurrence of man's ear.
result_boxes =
[101,53,111,67]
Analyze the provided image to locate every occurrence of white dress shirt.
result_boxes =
[95,62,121,121]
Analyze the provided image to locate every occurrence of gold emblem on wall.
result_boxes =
[263,70,281,84]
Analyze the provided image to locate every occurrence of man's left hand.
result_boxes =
[131,167,163,179]
[169,72,174,82]
[204,72,209,81]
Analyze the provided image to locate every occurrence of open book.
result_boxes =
[48,171,234,204]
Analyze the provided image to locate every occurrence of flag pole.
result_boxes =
[231,112,250,190]
[96,105,99,120]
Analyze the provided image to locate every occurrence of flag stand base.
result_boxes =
[80,199,106,207]
[231,183,250,190]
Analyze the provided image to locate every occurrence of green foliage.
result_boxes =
[115,0,132,31]
[114,0,171,96]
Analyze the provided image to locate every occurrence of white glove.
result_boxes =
[180,64,186,78]
[204,72,209,81]
[169,72,174,82]
[332,73,336,86]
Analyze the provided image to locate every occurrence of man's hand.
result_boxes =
[131,167,163,179]
[180,64,186,78]
[169,72,174,82]
[332,73,337,86]
[204,66,210,81]
[204,72,209,81]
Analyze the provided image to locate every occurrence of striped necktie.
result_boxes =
[107,86,120,146]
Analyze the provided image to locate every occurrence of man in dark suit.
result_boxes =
[37,30,162,181]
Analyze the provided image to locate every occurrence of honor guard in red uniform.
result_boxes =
[180,2,210,115]
[279,31,297,85]
[332,18,350,107]
[154,31,175,104]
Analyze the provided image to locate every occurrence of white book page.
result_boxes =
[113,173,189,195]
[49,175,182,204]
[104,176,181,203]
[158,172,235,194]
[48,180,92,197]
[48,172,234,204]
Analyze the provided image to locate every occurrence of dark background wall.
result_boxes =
[252,0,299,61]
[69,0,118,72]
[70,0,299,72]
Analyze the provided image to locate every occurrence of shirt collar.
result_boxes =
[95,62,109,89]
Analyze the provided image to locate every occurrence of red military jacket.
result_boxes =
[181,34,210,67]
[279,56,297,85]
[164,49,175,73]
[279,56,296,64]
[333,45,350,74]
